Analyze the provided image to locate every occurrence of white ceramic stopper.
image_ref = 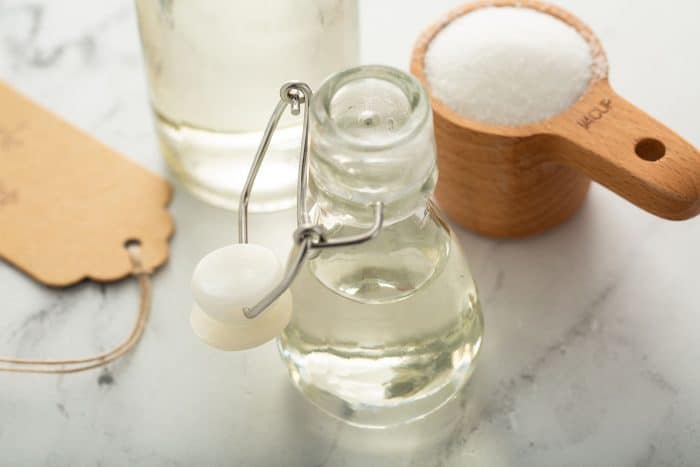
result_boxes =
[190,244,292,350]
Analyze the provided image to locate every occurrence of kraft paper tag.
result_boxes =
[0,81,173,287]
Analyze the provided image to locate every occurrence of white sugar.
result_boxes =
[424,6,593,127]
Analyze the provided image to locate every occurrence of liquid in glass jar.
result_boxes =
[135,0,359,210]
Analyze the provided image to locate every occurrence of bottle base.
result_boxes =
[278,327,482,428]
[153,112,300,211]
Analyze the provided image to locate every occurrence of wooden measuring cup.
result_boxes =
[411,0,700,237]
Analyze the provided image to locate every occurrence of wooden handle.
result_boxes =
[550,80,700,220]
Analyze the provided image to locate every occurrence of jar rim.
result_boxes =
[310,65,431,152]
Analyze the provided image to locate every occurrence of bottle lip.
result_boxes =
[310,65,431,152]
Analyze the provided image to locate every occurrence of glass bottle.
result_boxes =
[278,66,484,427]
[135,0,359,211]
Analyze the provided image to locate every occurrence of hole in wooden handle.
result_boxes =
[635,138,666,161]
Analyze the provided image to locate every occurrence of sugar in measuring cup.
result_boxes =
[411,0,700,237]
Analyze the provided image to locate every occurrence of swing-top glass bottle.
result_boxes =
[277,66,484,427]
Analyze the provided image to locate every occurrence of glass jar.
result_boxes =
[278,66,484,427]
[135,0,359,210]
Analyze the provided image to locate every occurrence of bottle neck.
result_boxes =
[307,65,438,228]
[309,166,438,228]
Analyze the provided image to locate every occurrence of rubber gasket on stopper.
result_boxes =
[190,291,292,351]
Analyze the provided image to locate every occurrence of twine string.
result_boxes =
[0,243,153,374]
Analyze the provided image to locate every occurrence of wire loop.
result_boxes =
[235,81,387,320]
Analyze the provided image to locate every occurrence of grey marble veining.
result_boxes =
[1,1,699,466]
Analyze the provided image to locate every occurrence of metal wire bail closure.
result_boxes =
[236,81,385,319]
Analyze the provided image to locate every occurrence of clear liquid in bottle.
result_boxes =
[280,208,483,427]
[135,0,359,210]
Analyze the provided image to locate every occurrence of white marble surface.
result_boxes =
[1,1,699,466]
